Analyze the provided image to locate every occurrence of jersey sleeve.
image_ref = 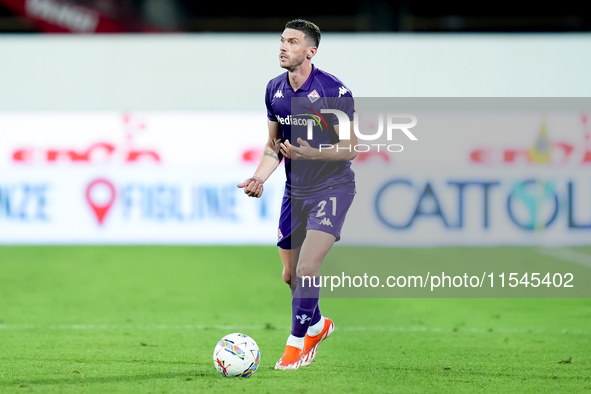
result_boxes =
[326,83,354,129]
[265,81,276,121]
[331,85,354,121]
[321,84,353,145]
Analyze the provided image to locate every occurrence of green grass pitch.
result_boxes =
[0,246,590,393]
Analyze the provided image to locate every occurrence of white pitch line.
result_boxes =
[0,324,588,335]
[536,247,591,268]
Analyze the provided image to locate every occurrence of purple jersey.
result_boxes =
[265,65,355,198]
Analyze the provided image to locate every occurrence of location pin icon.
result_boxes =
[85,179,116,225]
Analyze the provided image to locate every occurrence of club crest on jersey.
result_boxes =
[307,89,320,103]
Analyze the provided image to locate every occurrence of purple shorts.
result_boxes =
[277,188,355,250]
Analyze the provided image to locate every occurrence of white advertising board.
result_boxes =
[1,106,590,245]
[0,112,282,244]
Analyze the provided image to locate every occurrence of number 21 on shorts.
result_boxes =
[316,197,337,217]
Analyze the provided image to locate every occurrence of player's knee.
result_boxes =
[282,269,291,286]
[295,262,318,279]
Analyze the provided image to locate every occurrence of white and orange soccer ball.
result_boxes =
[213,333,261,378]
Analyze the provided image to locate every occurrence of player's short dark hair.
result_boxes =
[285,19,321,48]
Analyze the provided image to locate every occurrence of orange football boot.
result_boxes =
[301,317,335,366]
[274,345,302,370]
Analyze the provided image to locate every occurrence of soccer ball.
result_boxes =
[213,333,261,378]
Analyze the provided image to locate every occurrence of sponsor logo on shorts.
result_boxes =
[319,218,333,227]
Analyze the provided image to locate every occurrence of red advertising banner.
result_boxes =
[0,0,163,33]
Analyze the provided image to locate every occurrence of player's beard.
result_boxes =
[280,53,306,72]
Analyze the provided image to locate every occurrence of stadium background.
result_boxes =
[1,1,591,393]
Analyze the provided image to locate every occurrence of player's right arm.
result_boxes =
[237,119,283,198]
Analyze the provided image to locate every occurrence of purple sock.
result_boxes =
[310,304,322,326]
[291,276,321,338]
[291,280,322,326]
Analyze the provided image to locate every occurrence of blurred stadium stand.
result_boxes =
[0,0,590,33]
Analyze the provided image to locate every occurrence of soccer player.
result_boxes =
[237,19,357,370]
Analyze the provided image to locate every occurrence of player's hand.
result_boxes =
[237,177,264,198]
[284,138,320,160]
[279,139,291,159]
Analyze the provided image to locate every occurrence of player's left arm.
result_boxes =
[280,122,357,161]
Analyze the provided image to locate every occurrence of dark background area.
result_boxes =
[1,0,591,33]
